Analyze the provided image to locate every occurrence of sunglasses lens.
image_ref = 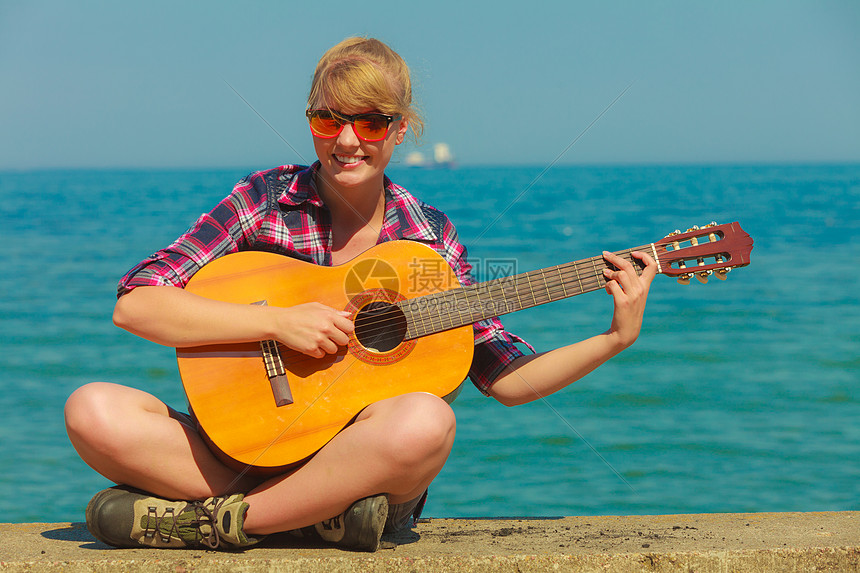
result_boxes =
[308,111,396,141]
[353,115,390,141]
[308,111,342,138]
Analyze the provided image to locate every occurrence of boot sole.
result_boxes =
[86,485,141,548]
[353,494,389,551]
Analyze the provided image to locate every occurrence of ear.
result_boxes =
[395,118,409,145]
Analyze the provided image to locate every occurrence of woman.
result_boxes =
[65,37,656,552]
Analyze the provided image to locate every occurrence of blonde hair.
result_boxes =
[308,37,424,140]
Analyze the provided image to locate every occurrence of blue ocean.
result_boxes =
[1,163,858,523]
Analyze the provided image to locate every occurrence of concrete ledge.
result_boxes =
[1,512,858,572]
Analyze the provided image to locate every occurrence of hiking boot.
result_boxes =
[86,485,259,550]
[310,494,389,551]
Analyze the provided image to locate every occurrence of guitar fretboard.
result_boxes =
[399,246,648,340]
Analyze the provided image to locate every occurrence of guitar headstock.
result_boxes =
[653,222,753,284]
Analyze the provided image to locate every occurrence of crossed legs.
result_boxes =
[64,382,456,535]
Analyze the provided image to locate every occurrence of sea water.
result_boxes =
[0,163,857,523]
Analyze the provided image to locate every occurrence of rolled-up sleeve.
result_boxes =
[117,175,268,296]
[434,213,534,395]
[469,323,533,395]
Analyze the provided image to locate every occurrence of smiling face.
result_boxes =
[311,107,408,195]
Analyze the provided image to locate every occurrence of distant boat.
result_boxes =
[404,151,426,167]
[432,143,455,167]
[405,143,456,169]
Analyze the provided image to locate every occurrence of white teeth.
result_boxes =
[336,155,364,164]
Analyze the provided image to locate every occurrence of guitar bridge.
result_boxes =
[254,301,294,407]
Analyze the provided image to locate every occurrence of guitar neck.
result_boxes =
[401,245,650,340]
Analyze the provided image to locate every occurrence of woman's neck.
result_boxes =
[315,172,387,261]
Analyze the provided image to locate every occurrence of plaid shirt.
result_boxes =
[119,163,532,394]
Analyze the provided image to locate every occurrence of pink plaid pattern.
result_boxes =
[118,163,531,393]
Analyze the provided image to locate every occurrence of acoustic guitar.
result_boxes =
[177,222,753,474]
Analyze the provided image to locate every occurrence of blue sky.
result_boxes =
[1,1,858,169]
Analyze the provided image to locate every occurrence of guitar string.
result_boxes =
[353,252,626,332]
[262,247,658,385]
[271,267,611,370]
[267,276,593,371]
[346,245,651,337]
[323,264,616,346]
[336,249,647,341]
[271,258,623,371]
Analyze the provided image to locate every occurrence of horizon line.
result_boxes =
[2,158,859,174]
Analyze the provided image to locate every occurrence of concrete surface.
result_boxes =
[1,512,858,572]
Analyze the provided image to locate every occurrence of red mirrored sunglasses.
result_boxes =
[306,109,402,142]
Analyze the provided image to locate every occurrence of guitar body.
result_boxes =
[177,240,474,474]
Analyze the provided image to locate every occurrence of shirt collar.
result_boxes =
[276,162,325,208]
[381,182,438,243]
[276,162,438,242]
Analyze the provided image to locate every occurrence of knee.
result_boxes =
[64,382,125,449]
[384,393,456,466]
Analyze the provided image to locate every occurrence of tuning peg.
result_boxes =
[685,225,700,233]
[696,270,712,284]
[703,221,718,228]
[677,273,692,285]
[715,267,731,280]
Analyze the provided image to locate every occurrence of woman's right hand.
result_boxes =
[273,303,354,358]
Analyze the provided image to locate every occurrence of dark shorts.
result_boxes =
[169,407,425,533]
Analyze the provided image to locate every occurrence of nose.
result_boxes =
[335,122,361,147]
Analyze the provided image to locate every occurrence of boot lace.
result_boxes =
[143,498,224,549]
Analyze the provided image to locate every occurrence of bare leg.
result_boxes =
[64,382,259,499]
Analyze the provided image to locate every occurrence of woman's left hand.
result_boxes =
[601,250,658,349]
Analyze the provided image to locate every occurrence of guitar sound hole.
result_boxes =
[354,302,407,353]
